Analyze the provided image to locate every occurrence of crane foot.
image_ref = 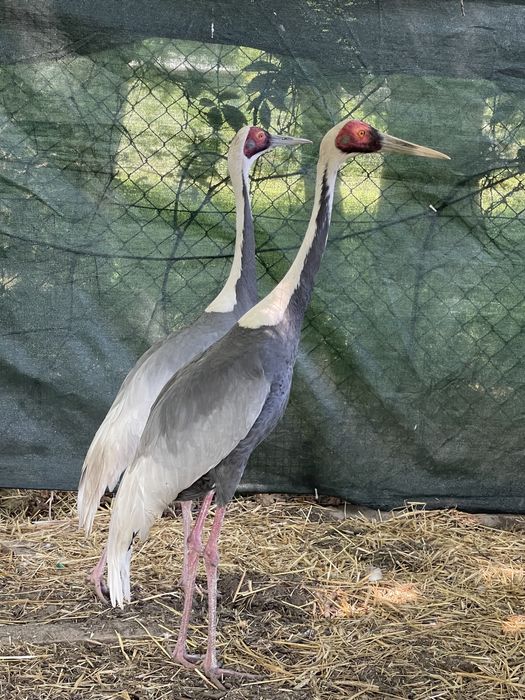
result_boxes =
[203,665,259,689]
[172,650,203,669]
[173,651,258,688]
[87,571,110,604]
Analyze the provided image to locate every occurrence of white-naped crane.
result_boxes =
[106,119,449,685]
[77,126,310,600]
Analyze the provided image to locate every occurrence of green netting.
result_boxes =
[1,0,524,510]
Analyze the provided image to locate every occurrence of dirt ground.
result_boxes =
[1,491,525,699]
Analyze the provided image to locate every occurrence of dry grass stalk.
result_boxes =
[0,490,524,699]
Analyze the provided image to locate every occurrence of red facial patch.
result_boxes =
[244,127,271,158]
[335,120,381,154]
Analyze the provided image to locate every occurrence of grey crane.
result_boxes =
[77,125,310,600]
[106,118,449,685]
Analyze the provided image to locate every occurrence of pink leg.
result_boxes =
[172,491,214,668]
[202,506,226,674]
[179,500,193,588]
[202,507,258,687]
[87,546,109,603]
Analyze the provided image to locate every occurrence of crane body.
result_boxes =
[77,126,309,598]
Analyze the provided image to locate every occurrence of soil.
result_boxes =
[1,491,525,699]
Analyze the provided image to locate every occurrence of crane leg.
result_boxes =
[202,505,226,674]
[179,500,193,588]
[201,506,258,687]
[172,490,214,668]
[87,502,194,604]
[87,546,109,603]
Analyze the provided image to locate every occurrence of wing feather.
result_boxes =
[77,313,233,534]
[107,334,270,607]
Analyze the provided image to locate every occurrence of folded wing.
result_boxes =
[106,334,271,606]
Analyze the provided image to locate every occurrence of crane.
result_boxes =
[106,119,449,685]
[77,126,310,600]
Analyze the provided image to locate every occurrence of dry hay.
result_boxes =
[1,490,525,699]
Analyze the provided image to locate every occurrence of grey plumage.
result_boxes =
[150,322,296,508]
[78,310,243,532]
[106,149,334,607]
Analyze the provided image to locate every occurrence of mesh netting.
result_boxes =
[1,1,524,510]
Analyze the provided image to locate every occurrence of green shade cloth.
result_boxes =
[1,0,524,510]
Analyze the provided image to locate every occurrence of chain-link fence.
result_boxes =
[1,4,524,509]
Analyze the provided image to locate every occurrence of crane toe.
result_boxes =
[87,571,110,604]
[203,664,259,689]
[172,650,203,669]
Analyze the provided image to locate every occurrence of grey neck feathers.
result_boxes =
[238,152,338,332]
[286,169,333,328]
[233,174,258,313]
[205,162,258,315]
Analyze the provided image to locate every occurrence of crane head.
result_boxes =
[243,126,311,159]
[334,119,450,160]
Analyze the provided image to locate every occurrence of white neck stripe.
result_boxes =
[239,153,340,329]
[205,154,250,314]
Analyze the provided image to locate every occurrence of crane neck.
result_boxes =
[205,159,257,315]
[239,152,339,330]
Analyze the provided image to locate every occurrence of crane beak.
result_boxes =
[269,134,312,149]
[380,133,450,160]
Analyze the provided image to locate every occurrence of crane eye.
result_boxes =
[358,129,366,138]
[256,131,265,140]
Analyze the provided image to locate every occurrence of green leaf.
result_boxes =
[222,105,247,131]
[199,97,215,108]
[271,71,294,90]
[243,60,279,73]
[249,96,263,111]
[205,107,223,130]
[266,88,287,111]
[259,100,272,129]
[218,88,240,102]
[246,74,272,95]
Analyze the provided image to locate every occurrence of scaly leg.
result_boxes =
[172,491,214,668]
[202,506,258,687]
[179,500,193,588]
[87,546,109,603]
[202,506,226,675]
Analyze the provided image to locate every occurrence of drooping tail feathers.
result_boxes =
[106,454,175,608]
[77,401,140,534]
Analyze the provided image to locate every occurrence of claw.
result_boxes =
[86,547,109,604]
[87,570,110,604]
[172,650,203,669]
[203,664,259,689]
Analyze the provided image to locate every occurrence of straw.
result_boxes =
[1,489,524,699]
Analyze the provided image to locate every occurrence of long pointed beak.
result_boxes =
[380,133,450,160]
[269,134,312,149]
